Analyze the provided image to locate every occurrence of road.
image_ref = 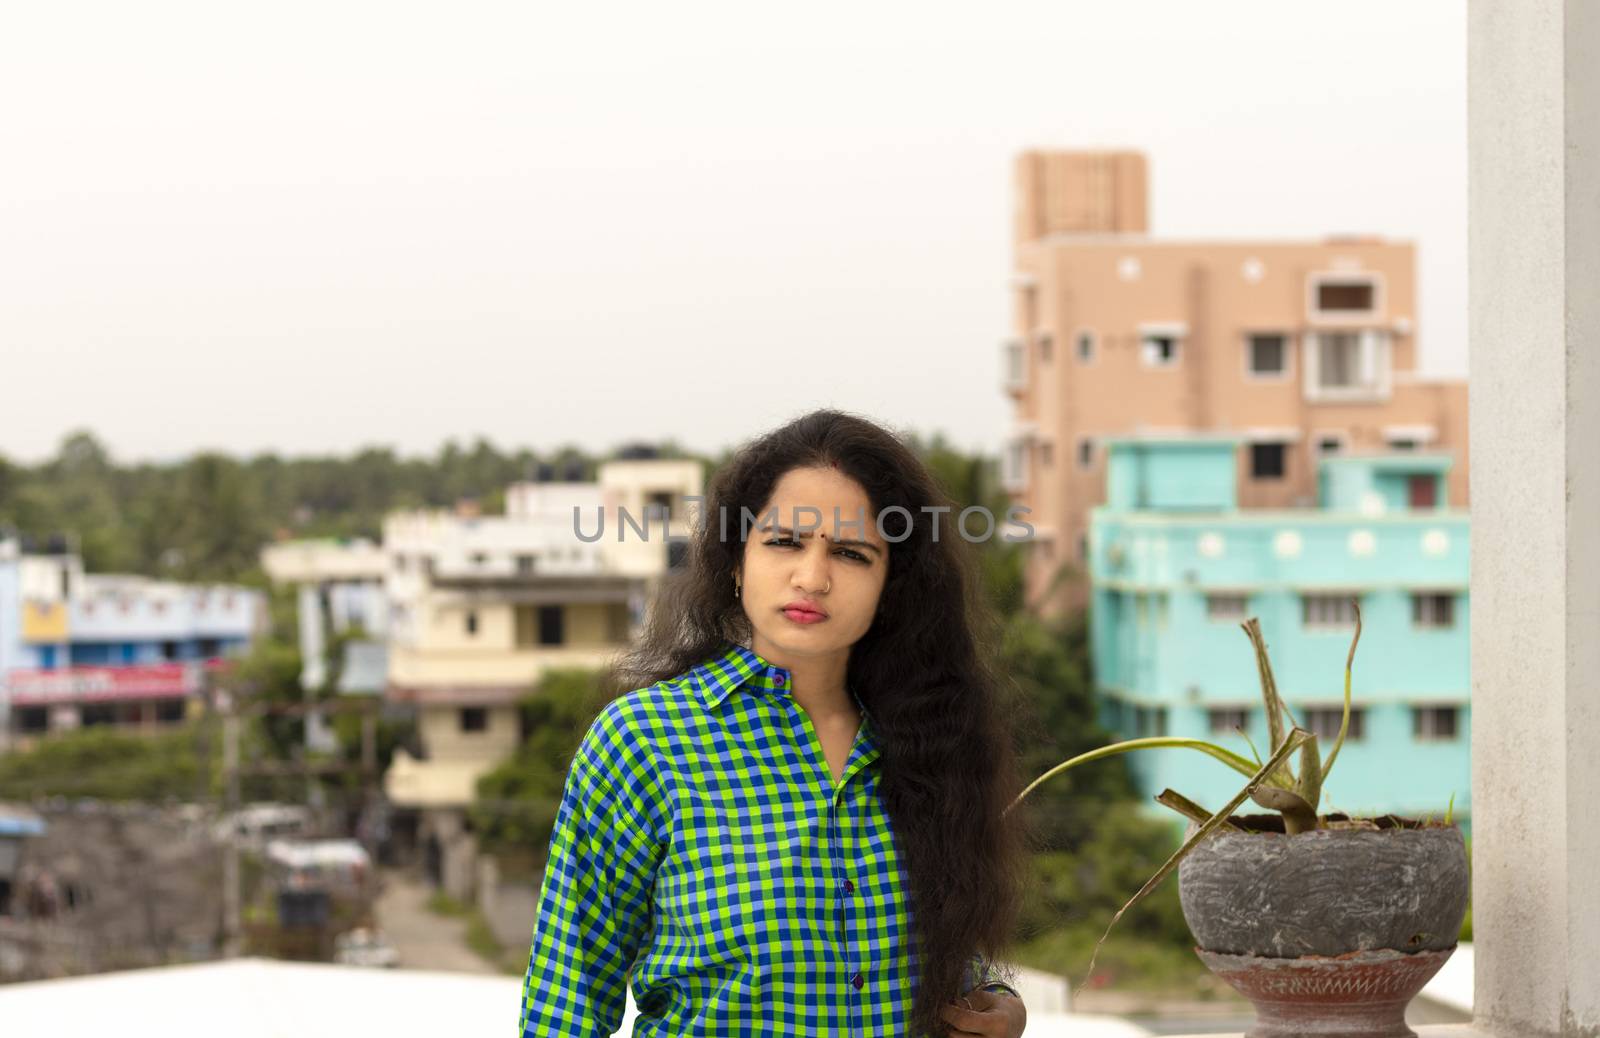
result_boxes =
[373,870,496,975]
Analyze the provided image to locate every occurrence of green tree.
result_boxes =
[471,668,607,852]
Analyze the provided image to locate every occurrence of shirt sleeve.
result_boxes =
[519,699,665,1037]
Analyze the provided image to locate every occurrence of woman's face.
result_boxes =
[737,465,890,663]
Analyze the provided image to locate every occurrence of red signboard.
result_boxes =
[6,663,205,705]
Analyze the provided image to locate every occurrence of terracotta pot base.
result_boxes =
[1195,946,1455,1038]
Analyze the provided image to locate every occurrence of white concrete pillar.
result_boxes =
[1469,2,1600,1035]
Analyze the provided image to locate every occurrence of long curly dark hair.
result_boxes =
[606,408,1029,1037]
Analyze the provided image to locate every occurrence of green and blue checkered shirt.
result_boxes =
[518,640,1014,1036]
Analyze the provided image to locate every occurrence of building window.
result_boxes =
[1140,330,1181,367]
[1001,437,1030,493]
[1206,594,1249,621]
[1077,437,1094,470]
[1314,279,1377,314]
[82,704,117,727]
[1040,441,1055,468]
[16,707,48,733]
[646,491,674,523]
[515,554,536,575]
[459,707,488,733]
[197,638,222,658]
[1076,330,1096,363]
[156,699,186,724]
[1304,707,1365,741]
[1413,705,1460,741]
[1315,434,1346,456]
[1133,704,1169,738]
[1250,442,1288,480]
[464,611,479,636]
[1303,594,1360,628]
[1247,334,1288,376]
[1002,338,1025,390]
[1208,707,1250,736]
[470,552,488,567]
[1078,534,1089,562]
[1037,331,1053,364]
[1308,330,1390,397]
[539,605,564,645]
[1412,592,1456,628]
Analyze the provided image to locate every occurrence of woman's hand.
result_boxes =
[939,986,1026,1036]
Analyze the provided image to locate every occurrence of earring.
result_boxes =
[734,578,742,599]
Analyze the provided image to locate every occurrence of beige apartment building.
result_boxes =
[1001,151,1469,615]
[263,452,702,891]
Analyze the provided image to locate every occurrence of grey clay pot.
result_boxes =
[1177,814,1470,959]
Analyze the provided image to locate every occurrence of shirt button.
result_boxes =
[851,972,864,990]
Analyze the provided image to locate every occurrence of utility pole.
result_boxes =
[221,687,241,959]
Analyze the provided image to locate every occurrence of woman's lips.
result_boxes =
[782,607,828,625]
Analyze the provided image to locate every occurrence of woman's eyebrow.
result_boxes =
[758,523,883,556]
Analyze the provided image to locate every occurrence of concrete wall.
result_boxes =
[1468,1,1600,1032]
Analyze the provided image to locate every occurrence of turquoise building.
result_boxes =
[1089,437,1470,833]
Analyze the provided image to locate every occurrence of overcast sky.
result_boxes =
[0,1,1467,466]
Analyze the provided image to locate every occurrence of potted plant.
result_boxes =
[1009,603,1470,1038]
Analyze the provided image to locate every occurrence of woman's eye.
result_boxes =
[761,537,867,562]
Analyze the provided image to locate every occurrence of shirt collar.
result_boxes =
[691,641,873,731]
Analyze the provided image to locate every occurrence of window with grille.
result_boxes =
[1413,705,1460,741]
[459,707,488,733]
[1206,594,1249,621]
[1208,707,1250,736]
[1304,706,1364,741]
[1134,705,1169,738]
[1412,593,1456,628]
[1251,443,1287,480]
[1303,595,1360,628]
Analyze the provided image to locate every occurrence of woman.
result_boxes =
[519,409,1030,1037]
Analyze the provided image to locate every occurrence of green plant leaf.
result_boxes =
[1295,730,1323,822]
[1241,617,1300,787]
[1007,735,1292,815]
[1236,725,1264,769]
[1073,725,1315,997]
[1154,788,1246,832]
[1319,600,1364,784]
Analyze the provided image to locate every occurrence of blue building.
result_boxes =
[0,536,265,749]
[1089,437,1470,831]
